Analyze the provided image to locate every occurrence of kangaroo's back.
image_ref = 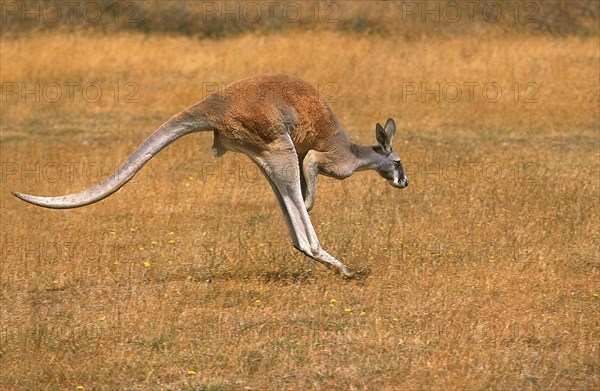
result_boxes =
[189,74,346,155]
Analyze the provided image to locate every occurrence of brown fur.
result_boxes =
[186,74,348,156]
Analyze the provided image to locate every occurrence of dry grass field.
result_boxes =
[1,10,599,391]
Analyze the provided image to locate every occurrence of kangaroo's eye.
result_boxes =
[393,160,402,166]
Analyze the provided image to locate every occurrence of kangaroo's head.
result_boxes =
[373,118,408,189]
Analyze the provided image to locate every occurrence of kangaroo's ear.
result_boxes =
[376,118,396,152]
[384,118,396,140]
[375,123,387,148]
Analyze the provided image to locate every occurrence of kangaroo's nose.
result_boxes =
[398,176,408,188]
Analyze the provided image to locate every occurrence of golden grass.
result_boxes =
[1,30,599,390]
[2,0,598,38]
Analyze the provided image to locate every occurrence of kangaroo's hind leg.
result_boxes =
[251,139,353,277]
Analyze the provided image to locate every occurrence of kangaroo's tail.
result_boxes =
[13,111,214,209]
